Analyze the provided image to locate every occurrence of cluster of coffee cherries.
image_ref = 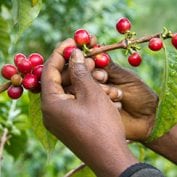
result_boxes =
[63,29,111,68]
[116,17,177,66]
[1,53,44,99]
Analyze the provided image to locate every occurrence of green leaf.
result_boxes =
[5,131,28,159]
[28,93,57,152]
[0,17,11,57]
[14,0,42,36]
[65,165,96,177]
[148,46,177,142]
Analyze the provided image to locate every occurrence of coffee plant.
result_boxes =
[0,0,177,176]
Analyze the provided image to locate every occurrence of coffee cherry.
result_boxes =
[63,46,77,60]
[74,29,91,46]
[17,59,32,74]
[171,33,177,49]
[128,52,142,67]
[7,85,23,99]
[94,53,111,68]
[30,82,41,93]
[22,74,38,90]
[116,17,131,34]
[14,53,26,66]
[32,65,43,81]
[1,64,18,80]
[28,53,44,67]
[11,74,23,86]
[148,38,163,51]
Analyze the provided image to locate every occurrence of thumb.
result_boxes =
[105,61,139,84]
[69,49,96,98]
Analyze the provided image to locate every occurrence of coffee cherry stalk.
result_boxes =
[1,17,177,99]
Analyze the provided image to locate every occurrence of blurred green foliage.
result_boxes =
[0,0,177,176]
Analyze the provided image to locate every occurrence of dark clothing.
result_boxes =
[120,163,164,177]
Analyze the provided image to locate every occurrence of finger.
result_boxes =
[99,84,123,101]
[104,60,139,84]
[108,87,123,102]
[69,49,97,99]
[92,69,108,84]
[61,57,95,86]
[113,102,122,110]
[41,38,76,102]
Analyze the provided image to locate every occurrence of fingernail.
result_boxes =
[71,49,84,63]
[92,70,108,83]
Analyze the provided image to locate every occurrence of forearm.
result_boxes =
[144,124,177,164]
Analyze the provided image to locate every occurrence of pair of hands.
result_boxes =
[41,38,158,176]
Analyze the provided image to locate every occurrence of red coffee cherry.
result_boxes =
[32,65,43,81]
[28,53,44,67]
[94,53,111,68]
[171,33,177,49]
[128,52,142,67]
[74,29,91,46]
[148,38,163,51]
[116,17,131,34]
[14,53,26,66]
[1,64,18,80]
[63,46,77,60]
[30,82,41,93]
[11,74,23,86]
[22,74,38,90]
[17,59,32,74]
[7,85,23,99]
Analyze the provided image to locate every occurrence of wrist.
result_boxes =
[88,139,138,177]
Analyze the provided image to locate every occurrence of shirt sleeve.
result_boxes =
[119,163,165,177]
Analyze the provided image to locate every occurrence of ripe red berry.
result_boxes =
[32,65,43,81]
[7,85,23,99]
[63,46,77,60]
[22,74,38,90]
[94,53,111,68]
[128,52,142,67]
[1,64,18,80]
[148,38,163,51]
[17,59,32,74]
[14,53,26,66]
[30,82,41,93]
[74,29,91,46]
[171,33,177,49]
[28,53,44,67]
[116,17,131,34]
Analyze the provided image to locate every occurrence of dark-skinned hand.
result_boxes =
[59,37,159,142]
[41,39,138,177]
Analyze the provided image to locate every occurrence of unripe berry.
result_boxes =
[116,17,131,34]
[22,74,38,90]
[32,65,43,81]
[128,52,142,67]
[7,85,23,99]
[171,33,177,49]
[1,64,18,80]
[28,53,44,67]
[17,59,32,74]
[74,29,91,46]
[63,46,77,60]
[11,74,23,86]
[94,53,111,68]
[148,38,163,51]
[14,53,26,66]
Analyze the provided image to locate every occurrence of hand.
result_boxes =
[104,62,159,141]
[41,39,137,177]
